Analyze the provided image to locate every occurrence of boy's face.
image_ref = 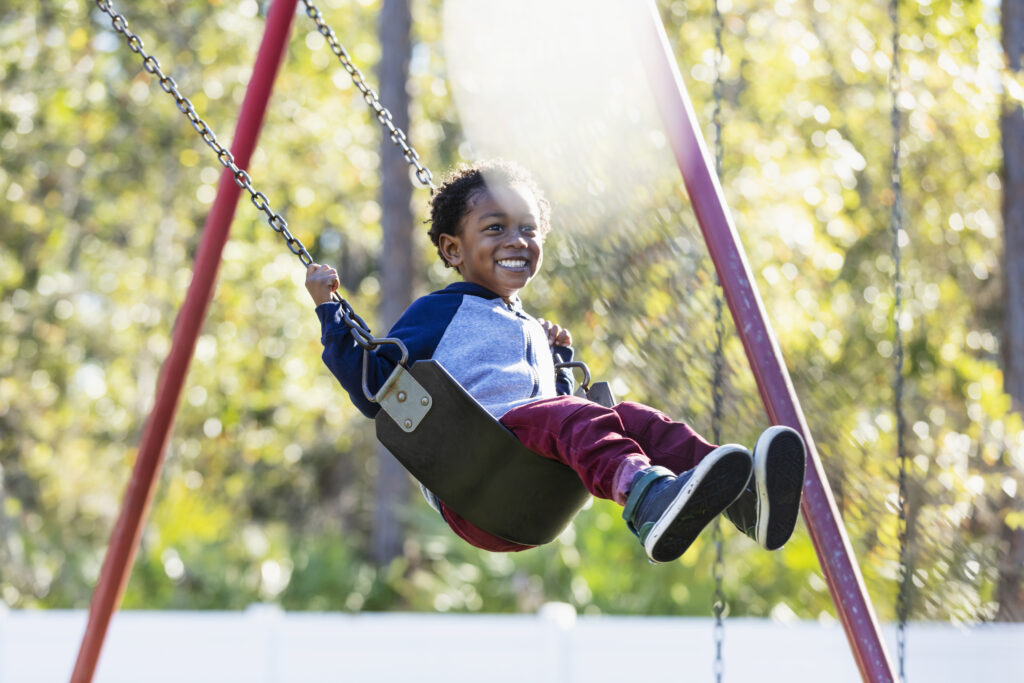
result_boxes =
[440,183,544,300]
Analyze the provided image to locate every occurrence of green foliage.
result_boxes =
[0,0,1020,628]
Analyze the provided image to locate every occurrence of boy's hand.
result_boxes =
[538,319,572,347]
[305,263,340,306]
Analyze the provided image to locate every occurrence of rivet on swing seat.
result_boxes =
[376,365,432,433]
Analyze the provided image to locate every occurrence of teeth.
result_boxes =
[498,259,527,268]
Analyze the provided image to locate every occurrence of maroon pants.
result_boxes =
[439,396,717,552]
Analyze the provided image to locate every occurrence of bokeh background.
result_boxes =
[1,0,1021,634]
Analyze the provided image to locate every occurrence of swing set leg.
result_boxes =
[639,2,899,681]
[70,1,299,681]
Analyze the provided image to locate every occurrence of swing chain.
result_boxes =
[711,0,727,444]
[93,0,393,355]
[890,0,910,678]
[92,0,313,265]
[710,286,727,683]
[710,1,727,681]
[711,519,726,680]
[301,0,435,193]
[338,299,377,349]
[709,277,727,683]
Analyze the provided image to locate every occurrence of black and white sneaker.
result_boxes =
[623,445,752,563]
[724,425,806,550]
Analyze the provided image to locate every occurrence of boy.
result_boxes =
[307,160,805,562]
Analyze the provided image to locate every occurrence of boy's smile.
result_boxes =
[440,184,544,300]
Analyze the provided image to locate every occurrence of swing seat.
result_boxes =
[375,360,591,546]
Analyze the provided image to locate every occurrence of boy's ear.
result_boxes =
[438,233,462,269]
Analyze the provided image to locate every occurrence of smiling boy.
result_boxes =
[307,160,805,562]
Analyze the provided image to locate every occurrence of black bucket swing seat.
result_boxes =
[370,347,614,546]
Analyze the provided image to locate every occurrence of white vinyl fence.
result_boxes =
[1,604,1021,682]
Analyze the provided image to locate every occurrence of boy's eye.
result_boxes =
[486,223,503,232]
[521,225,537,234]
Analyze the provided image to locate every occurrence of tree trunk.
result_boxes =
[1006,1,1024,409]
[999,0,1024,621]
[996,513,1024,621]
[371,0,416,567]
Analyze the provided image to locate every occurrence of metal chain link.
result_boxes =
[711,0,727,448]
[92,0,399,360]
[711,518,726,682]
[93,0,315,266]
[710,2,728,680]
[890,0,910,679]
[300,0,434,193]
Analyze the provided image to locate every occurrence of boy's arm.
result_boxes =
[538,318,576,396]
[316,293,459,418]
[307,263,383,417]
[317,302,394,418]
[552,344,575,396]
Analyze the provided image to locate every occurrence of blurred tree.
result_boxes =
[998,0,1024,621]
[0,0,1019,629]
[1006,0,1024,413]
[373,0,416,567]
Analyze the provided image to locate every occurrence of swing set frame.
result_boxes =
[73,1,901,681]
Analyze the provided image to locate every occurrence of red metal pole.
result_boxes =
[639,3,897,681]
[71,1,299,680]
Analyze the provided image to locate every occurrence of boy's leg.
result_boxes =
[499,396,652,501]
[500,396,752,564]
[499,397,730,503]
[612,401,718,473]
[611,402,806,550]
[432,397,649,553]
[723,425,806,550]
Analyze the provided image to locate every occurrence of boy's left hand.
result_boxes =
[538,319,572,348]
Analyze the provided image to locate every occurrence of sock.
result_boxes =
[612,456,650,505]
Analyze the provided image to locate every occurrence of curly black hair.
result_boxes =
[427,160,551,268]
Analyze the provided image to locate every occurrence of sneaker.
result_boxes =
[623,445,752,563]
[724,425,806,550]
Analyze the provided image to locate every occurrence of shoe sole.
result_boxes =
[755,426,807,550]
[645,445,752,563]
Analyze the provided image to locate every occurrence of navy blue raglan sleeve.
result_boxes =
[553,345,575,396]
[316,293,462,418]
